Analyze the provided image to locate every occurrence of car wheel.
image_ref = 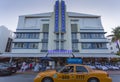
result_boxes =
[42,77,53,82]
[88,78,99,82]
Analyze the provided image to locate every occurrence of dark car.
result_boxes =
[0,63,17,76]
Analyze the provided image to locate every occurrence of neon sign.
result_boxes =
[54,0,59,32]
[61,0,66,32]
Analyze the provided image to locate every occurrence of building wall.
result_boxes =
[0,26,13,53]
[11,1,110,55]
[107,38,119,54]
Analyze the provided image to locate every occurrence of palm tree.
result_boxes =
[108,26,120,53]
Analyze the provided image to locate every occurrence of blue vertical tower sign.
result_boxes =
[54,0,59,32]
[61,0,66,32]
[54,0,66,33]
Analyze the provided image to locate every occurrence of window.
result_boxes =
[80,33,105,39]
[71,24,78,32]
[72,43,78,50]
[43,33,48,39]
[76,66,88,73]
[28,43,38,48]
[61,42,64,50]
[61,34,64,39]
[71,19,79,22]
[13,43,38,49]
[56,34,59,39]
[72,33,77,39]
[14,43,27,48]
[56,42,59,50]
[82,43,91,49]
[82,43,107,49]
[15,33,39,39]
[43,24,49,32]
[41,19,50,21]
[42,43,48,50]
[60,66,74,73]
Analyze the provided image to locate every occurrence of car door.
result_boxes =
[75,66,89,82]
[56,66,75,82]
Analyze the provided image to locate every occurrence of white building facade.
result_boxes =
[107,38,119,54]
[0,26,13,53]
[8,0,118,58]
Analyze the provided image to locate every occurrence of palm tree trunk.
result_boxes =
[116,40,120,52]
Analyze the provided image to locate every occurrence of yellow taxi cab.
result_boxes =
[34,64,112,82]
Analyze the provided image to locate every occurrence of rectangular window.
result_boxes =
[71,24,78,32]
[41,19,50,21]
[72,43,78,50]
[80,33,105,39]
[56,34,59,40]
[43,24,49,32]
[28,43,38,48]
[43,33,48,39]
[14,43,27,48]
[42,43,48,50]
[56,42,59,50]
[13,43,38,49]
[61,34,64,39]
[15,33,39,39]
[82,43,107,49]
[72,33,77,39]
[76,66,88,72]
[71,19,79,22]
[61,42,64,50]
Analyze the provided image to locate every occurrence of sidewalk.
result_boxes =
[16,69,120,75]
[16,70,38,74]
[107,70,120,75]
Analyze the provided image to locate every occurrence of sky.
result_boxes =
[0,0,120,36]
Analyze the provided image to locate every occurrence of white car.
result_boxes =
[111,66,119,70]
[101,66,108,71]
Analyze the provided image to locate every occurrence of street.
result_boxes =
[0,73,36,82]
[110,75,120,82]
[0,73,119,82]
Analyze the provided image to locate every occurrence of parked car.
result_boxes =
[111,65,119,70]
[34,64,112,82]
[86,64,96,69]
[101,66,108,71]
[0,63,17,76]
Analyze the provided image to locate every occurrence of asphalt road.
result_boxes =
[110,75,120,82]
[0,73,119,82]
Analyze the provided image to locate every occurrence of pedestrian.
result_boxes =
[20,61,26,72]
